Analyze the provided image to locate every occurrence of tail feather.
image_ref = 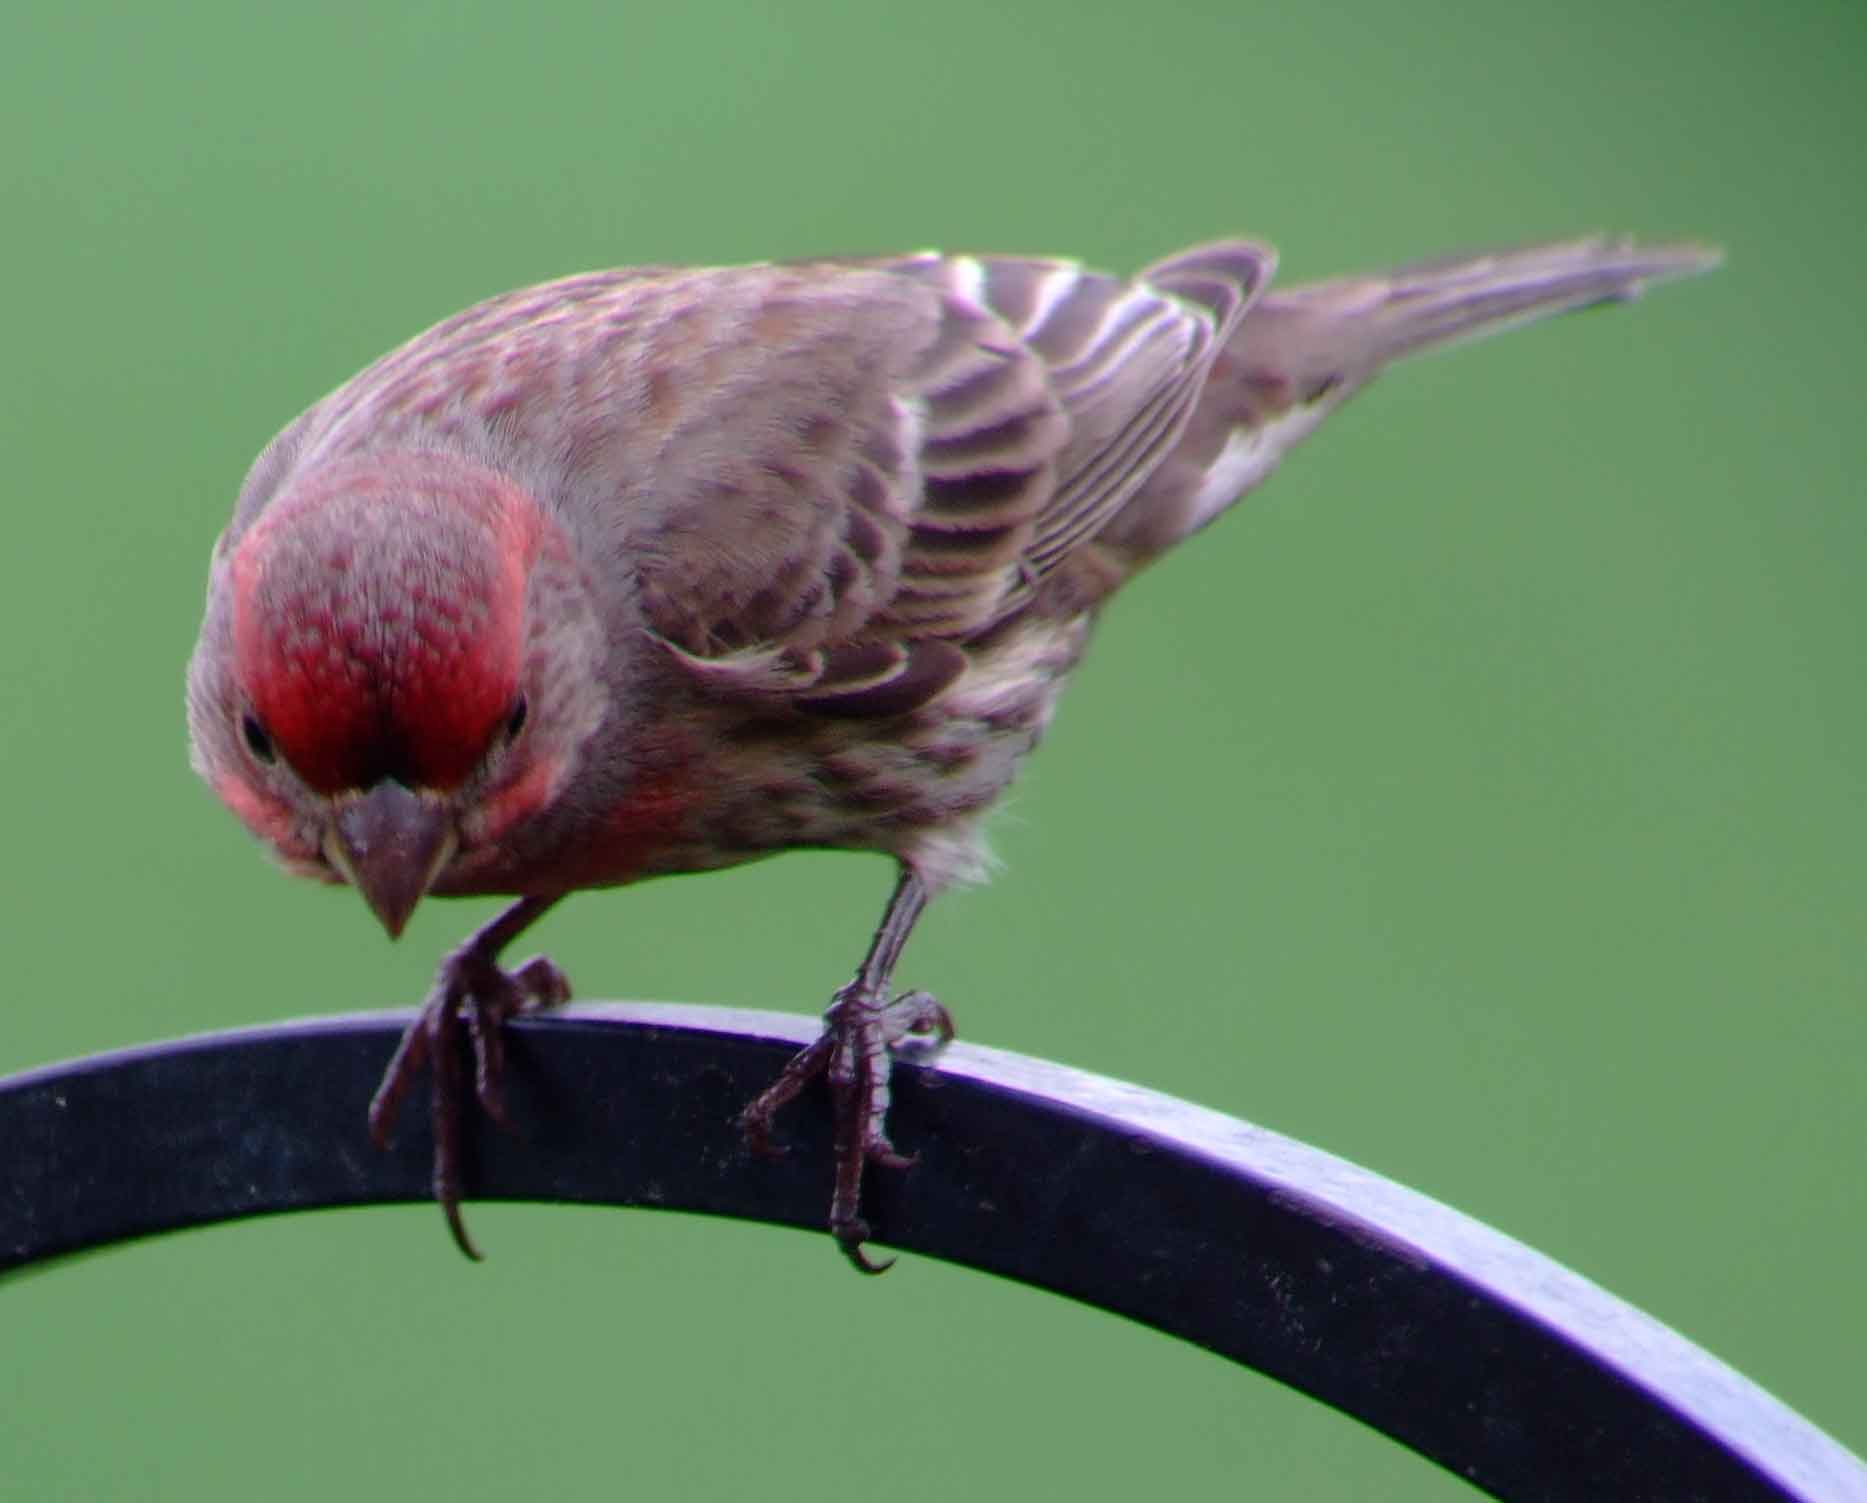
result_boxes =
[1100,234,1720,558]
[1253,235,1722,374]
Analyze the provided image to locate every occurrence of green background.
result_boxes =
[4,0,1861,1496]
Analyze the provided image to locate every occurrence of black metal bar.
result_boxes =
[2,1004,1860,1502]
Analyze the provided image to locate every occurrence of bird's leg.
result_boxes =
[738,866,954,1273]
[367,894,569,1260]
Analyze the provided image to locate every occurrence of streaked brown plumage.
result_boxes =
[188,234,1718,1267]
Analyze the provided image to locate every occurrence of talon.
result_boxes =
[834,1217,895,1275]
[511,955,572,1009]
[892,990,955,1047]
[465,998,512,1126]
[367,1018,430,1147]
[443,1195,485,1262]
[736,1030,836,1156]
[738,969,952,1271]
[737,1105,786,1159]
[366,897,569,1259]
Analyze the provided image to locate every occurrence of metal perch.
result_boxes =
[2,1003,1860,1502]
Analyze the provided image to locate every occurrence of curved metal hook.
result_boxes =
[2,1003,1860,1502]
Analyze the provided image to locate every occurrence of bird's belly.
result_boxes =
[678,618,1089,876]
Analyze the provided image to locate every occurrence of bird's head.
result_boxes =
[187,450,607,936]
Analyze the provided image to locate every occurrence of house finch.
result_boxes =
[187,234,1716,1269]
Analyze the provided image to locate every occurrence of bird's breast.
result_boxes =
[436,615,1093,896]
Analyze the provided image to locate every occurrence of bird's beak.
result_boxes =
[323,781,458,939]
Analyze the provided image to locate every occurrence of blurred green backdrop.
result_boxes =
[3,0,1861,1496]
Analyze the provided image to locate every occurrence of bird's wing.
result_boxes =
[269,249,1272,719]
[959,243,1273,591]
[629,246,1272,716]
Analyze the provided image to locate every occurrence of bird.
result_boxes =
[187,232,1718,1270]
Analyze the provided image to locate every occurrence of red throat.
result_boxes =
[230,454,543,793]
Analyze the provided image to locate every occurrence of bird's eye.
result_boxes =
[503,694,529,743]
[241,712,276,765]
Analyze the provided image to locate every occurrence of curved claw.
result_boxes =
[893,991,955,1049]
[366,934,571,1261]
[739,982,954,1273]
[836,1220,895,1275]
[366,1015,430,1149]
[736,1030,836,1157]
[443,1193,485,1262]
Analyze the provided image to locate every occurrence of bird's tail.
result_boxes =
[1244,234,1720,377]
[1105,235,1720,557]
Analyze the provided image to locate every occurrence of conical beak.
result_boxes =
[323,782,458,939]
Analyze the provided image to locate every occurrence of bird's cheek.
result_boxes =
[214,772,319,865]
[465,754,565,847]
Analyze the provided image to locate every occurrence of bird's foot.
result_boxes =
[366,937,571,1260]
[739,983,954,1273]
